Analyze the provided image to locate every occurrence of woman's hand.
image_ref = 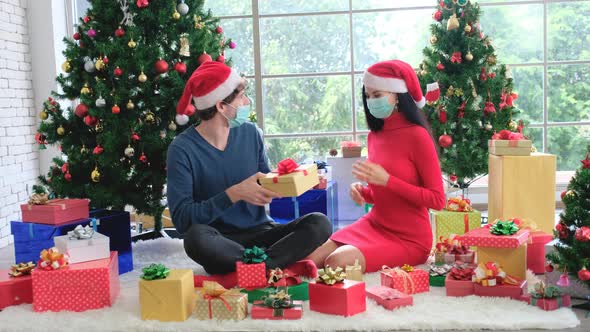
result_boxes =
[349,182,365,205]
[352,160,390,187]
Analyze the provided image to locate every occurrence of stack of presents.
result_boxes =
[0,136,575,319]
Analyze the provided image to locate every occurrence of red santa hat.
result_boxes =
[363,60,426,108]
[176,61,242,114]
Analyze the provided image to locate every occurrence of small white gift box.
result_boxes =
[53,225,110,264]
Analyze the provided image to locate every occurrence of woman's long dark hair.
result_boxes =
[362,86,439,154]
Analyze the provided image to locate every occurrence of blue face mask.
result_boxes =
[223,101,251,128]
[367,95,394,119]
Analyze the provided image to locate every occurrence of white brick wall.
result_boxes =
[0,0,37,248]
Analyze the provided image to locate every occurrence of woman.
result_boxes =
[308,60,445,272]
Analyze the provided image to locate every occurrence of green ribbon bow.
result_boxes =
[490,220,519,236]
[140,263,170,280]
[531,282,561,299]
[257,289,301,317]
[242,246,268,264]
[317,265,346,285]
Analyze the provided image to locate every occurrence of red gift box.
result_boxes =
[309,279,366,316]
[445,274,474,297]
[21,199,89,225]
[473,280,527,298]
[380,267,429,294]
[444,251,475,264]
[236,261,267,289]
[251,300,303,320]
[524,294,572,311]
[527,231,553,274]
[366,286,413,310]
[32,251,119,312]
[0,271,33,310]
[460,227,530,248]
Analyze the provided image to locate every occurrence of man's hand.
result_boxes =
[226,172,281,206]
[352,160,390,187]
[349,182,365,205]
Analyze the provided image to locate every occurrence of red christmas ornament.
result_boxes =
[184,104,196,117]
[433,10,442,22]
[84,115,97,126]
[458,101,466,118]
[488,72,496,79]
[560,190,567,200]
[139,153,148,163]
[216,55,226,63]
[581,154,590,169]
[115,27,125,38]
[436,63,445,71]
[480,68,487,81]
[73,32,81,40]
[438,108,447,124]
[93,145,104,155]
[64,173,72,182]
[556,222,569,239]
[545,263,554,273]
[111,105,121,114]
[102,56,109,64]
[61,163,68,174]
[174,62,187,75]
[484,101,496,115]
[136,0,149,8]
[578,267,590,281]
[114,66,123,77]
[75,103,89,118]
[556,272,570,287]
[79,41,85,48]
[155,59,169,74]
[132,133,140,142]
[575,226,590,242]
[450,174,458,182]
[215,26,223,34]
[83,16,91,24]
[438,134,453,148]
[198,52,212,64]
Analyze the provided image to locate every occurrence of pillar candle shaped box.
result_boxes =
[0,271,33,310]
[366,286,413,310]
[236,261,267,289]
[380,267,430,295]
[473,280,527,299]
[11,218,93,264]
[488,153,556,234]
[53,228,110,264]
[32,251,119,312]
[527,231,554,274]
[429,210,481,248]
[259,163,318,197]
[195,281,248,320]
[21,199,89,225]
[252,299,303,320]
[90,209,133,274]
[309,279,366,316]
[488,139,532,156]
[461,227,530,280]
[139,269,195,322]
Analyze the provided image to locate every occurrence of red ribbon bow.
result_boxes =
[277,158,299,175]
[451,52,462,63]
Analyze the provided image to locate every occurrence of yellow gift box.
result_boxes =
[476,245,527,280]
[488,140,532,156]
[259,163,319,197]
[139,269,195,322]
[430,209,481,246]
[195,281,248,320]
[345,259,363,282]
[488,153,556,234]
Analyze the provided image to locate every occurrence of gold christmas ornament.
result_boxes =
[128,39,137,49]
[80,83,91,95]
[487,55,497,66]
[484,122,493,131]
[172,10,181,20]
[95,58,105,71]
[193,15,205,29]
[145,111,156,125]
[80,145,89,154]
[447,14,460,31]
[420,70,427,76]
[179,33,190,57]
[531,146,537,153]
[126,100,135,110]
[124,145,135,157]
[464,25,472,33]
[454,88,464,97]
[565,190,575,198]
[446,85,455,97]
[430,35,438,45]
[465,52,473,61]
[508,120,518,131]
[57,126,65,136]
[138,71,147,83]
[95,122,103,133]
[39,111,48,120]
[61,60,72,73]
[168,121,177,131]
[91,167,101,183]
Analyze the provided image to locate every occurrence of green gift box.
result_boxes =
[430,209,482,246]
[241,282,309,303]
[429,274,446,287]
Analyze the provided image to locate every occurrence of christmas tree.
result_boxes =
[36,0,234,230]
[546,146,590,284]
[418,0,524,191]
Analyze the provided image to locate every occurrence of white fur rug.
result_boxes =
[0,238,581,332]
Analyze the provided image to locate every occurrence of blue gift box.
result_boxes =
[90,209,133,274]
[269,181,338,231]
[11,218,93,264]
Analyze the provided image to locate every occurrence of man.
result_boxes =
[167,61,331,279]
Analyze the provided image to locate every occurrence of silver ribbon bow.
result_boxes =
[68,225,94,240]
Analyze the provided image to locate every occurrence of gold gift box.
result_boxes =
[259,164,319,197]
[194,281,248,320]
[139,269,195,322]
[477,245,527,280]
[488,140,532,156]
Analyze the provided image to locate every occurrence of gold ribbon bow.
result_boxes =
[9,262,35,277]
[28,193,49,205]
[382,265,416,294]
[317,265,346,285]
[199,281,242,319]
[38,247,69,270]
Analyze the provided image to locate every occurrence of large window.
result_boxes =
[205,0,590,174]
